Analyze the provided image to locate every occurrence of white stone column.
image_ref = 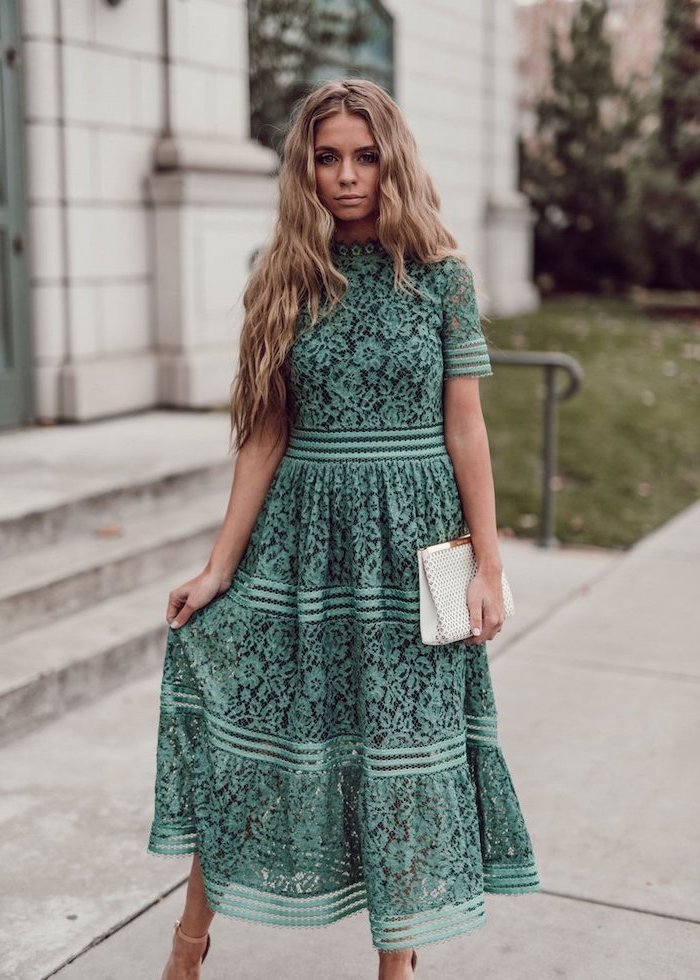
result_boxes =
[149,0,278,408]
[481,0,539,317]
[484,191,539,316]
[148,160,277,408]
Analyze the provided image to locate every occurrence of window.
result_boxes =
[247,0,394,158]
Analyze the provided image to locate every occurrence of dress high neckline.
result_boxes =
[330,237,389,258]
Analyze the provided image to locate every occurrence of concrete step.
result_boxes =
[0,458,232,558]
[0,487,226,640]
[0,411,234,743]
[0,560,204,747]
[0,410,233,557]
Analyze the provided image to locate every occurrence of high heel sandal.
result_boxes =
[173,918,211,965]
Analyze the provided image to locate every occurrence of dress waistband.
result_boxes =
[285,423,448,461]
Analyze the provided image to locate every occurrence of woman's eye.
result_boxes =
[315,152,378,165]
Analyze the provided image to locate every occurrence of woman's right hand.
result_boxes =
[166,566,233,629]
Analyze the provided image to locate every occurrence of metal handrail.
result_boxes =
[488,350,584,548]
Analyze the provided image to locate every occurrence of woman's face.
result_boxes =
[313,109,380,239]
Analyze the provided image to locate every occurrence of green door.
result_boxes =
[0,0,33,429]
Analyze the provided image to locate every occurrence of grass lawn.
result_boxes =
[479,295,700,550]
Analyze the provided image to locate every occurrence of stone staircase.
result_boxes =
[0,411,234,746]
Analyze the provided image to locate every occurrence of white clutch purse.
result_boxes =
[416,533,515,645]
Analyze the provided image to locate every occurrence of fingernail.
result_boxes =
[472,627,481,636]
[170,620,179,628]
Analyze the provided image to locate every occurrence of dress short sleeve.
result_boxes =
[440,258,493,379]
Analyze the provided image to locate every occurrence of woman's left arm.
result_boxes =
[443,375,505,645]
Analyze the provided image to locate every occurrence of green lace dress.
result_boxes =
[147,237,541,951]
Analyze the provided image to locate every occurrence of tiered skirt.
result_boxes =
[147,422,541,950]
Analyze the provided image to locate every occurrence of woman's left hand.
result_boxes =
[464,569,505,644]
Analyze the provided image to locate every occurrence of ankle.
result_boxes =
[378,949,413,961]
[171,941,205,970]
[172,920,209,964]
[177,919,209,942]
[378,947,416,978]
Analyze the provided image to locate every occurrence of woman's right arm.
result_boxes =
[166,416,289,628]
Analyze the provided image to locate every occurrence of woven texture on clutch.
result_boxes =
[421,541,515,644]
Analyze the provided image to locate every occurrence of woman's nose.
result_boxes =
[339,157,357,182]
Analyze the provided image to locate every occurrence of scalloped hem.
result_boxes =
[204,870,488,951]
[484,861,541,894]
[146,835,540,951]
[206,877,369,930]
[369,894,486,950]
[148,827,197,857]
[203,881,489,951]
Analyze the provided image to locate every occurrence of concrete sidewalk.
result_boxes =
[4,499,699,978]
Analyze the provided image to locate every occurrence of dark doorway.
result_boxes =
[0,0,33,429]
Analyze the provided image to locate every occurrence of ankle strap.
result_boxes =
[175,919,209,944]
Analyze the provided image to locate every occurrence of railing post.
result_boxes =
[488,350,583,549]
[540,364,558,548]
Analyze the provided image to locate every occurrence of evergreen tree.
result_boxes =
[628,0,700,288]
[520,0,642,292]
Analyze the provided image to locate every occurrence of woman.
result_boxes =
[151,78,541,980]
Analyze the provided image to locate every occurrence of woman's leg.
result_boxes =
[375,854,417,978]
[179,852,216,936]
[376,910,415,980]
[377,948,415,980]
[161,853,215,979]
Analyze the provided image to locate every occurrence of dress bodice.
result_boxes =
[288,239,491,432]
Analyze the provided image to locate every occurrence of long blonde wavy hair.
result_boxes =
[228,77,471,455]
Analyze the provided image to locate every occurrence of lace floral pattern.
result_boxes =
[148,239,540,951]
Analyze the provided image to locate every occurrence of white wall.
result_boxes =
[21,0,163,418]
[396,0,488,266]
[168,0,248,141]
[391,0,535,312]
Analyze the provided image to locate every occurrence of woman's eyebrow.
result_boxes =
[314,144,378,152]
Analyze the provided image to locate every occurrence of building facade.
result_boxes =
[2,0,538,430]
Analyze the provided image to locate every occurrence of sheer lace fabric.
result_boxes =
[148,239,540,950]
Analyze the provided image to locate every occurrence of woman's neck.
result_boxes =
[332,219,379,244]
